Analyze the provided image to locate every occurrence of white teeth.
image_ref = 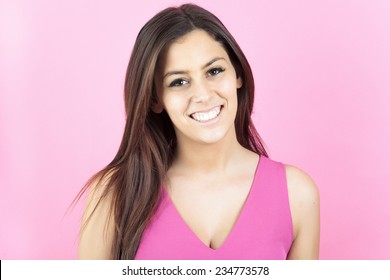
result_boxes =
[191,106,221,122]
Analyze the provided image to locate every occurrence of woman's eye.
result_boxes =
[207,67,225,77]
[169,79,188,87]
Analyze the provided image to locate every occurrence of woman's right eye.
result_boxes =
[168,79,188,87]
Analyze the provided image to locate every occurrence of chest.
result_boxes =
[167,175,254,250]
[135,157,294,260]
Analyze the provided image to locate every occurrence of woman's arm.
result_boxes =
[285,164,320,259]
[78,177,115,259]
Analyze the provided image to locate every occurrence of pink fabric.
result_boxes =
[135,156,293,259]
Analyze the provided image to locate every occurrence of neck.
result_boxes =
[171,134,245,175]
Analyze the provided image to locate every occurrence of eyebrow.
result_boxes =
[163,57,225,79]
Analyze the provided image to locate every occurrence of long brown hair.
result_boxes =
[78,3,268,259]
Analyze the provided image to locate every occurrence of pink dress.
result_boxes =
[135,156,293,259]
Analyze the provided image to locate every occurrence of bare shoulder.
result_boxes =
[285,164,319,203]
[284,164,320,259]
[78,172,115,259]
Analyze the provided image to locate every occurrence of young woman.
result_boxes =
[78,4,320,260]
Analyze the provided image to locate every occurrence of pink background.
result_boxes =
[1,0,389,259]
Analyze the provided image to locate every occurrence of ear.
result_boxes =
[236,76,243,89]
[152,101,164,113]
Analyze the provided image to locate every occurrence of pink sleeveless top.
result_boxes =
[135,156,293,259]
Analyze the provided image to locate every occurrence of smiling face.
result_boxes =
[154,29,242,148]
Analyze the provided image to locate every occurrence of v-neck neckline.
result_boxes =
[162,155,262,251]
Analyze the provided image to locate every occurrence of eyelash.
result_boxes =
[169,79,189,88]
[207,67,225,77]
[168,67,225,88]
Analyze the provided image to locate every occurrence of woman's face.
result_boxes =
[154,29,242,148]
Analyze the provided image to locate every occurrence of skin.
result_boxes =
[78,29,320,259]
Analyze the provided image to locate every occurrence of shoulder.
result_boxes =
[78,172,116,259]
[285,164,319,203]
[284,164,320,259]
[284,164,320,224]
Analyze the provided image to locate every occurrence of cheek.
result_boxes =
[163,93,187,116]
[215,75,239,95]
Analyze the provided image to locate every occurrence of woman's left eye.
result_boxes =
[207,67,225,77]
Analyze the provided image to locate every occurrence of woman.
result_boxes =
[78,3,320,260]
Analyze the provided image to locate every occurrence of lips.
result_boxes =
[190,106,222,122]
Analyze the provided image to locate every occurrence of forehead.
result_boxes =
[159,29,229,71]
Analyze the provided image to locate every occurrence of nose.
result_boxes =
[191,79,213,103]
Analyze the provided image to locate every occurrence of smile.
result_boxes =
[190,106,222,123]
